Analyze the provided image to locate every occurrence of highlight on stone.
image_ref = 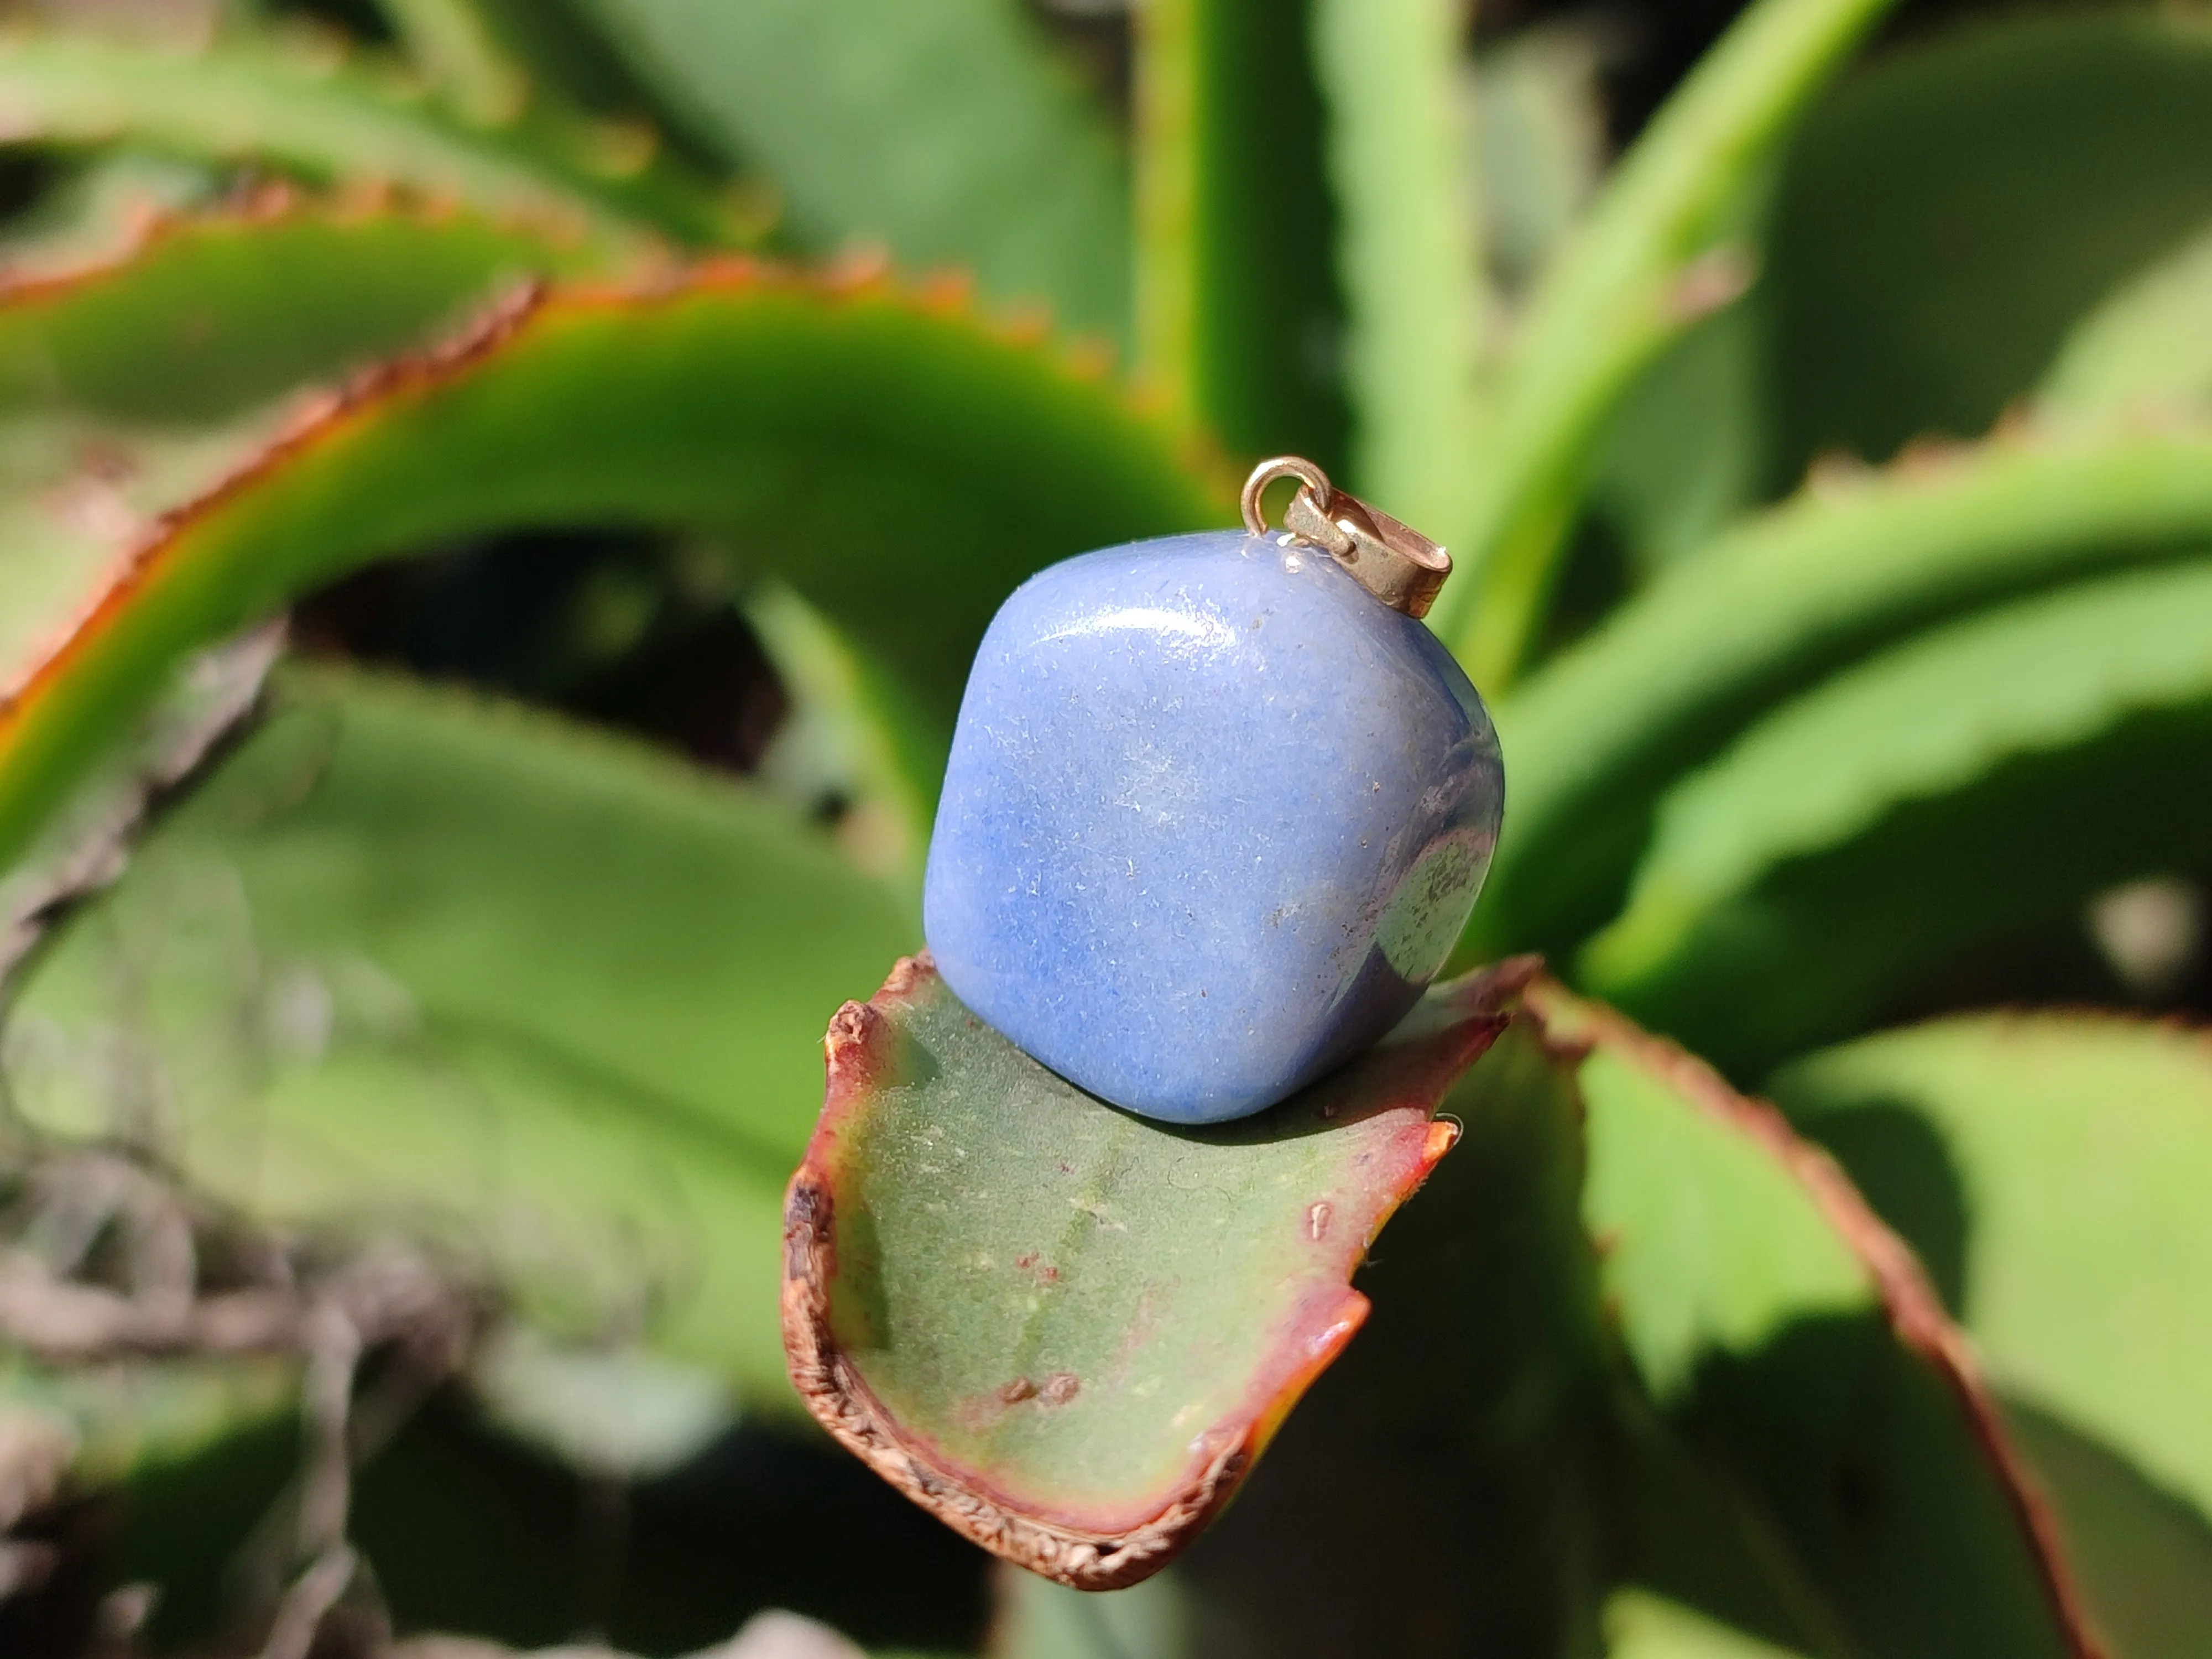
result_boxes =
[923,525,1504,1125]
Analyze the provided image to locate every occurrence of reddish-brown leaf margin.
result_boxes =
[780,953,1535,1590]
[1521,975,2105,1659]
[0,250,1231,859]
[0,179,617,306]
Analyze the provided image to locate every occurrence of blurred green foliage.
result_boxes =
[0,0,2203,1656]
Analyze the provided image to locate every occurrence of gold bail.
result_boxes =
[1239,456,1452,620]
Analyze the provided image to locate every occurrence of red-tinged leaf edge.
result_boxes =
[0,253,1229,861]
[0,620,281,985]
[780,952,1535,1590]
[0,181,619,304]
[1519,977,2104,1659]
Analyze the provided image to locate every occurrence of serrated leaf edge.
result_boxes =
[780,952,1527,1591]
[0,181,613,305]
[0,251,1232,720]
[1522,977,2105,1659]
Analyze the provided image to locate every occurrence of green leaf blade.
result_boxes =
[1525,980,2097,1657]
[0,268,1230,873]
[782,957,1524,1589]
[0,206,594,421]
[0,204,592,746]
[7,665,918,1403]
[1131,0,1348,469]
[1469,427,2212,968]
[1775,1014,2212,1656]
[1770,11,2212,472]
[0,33,703,250]
[1773,1014,2212,1531]
[572,0,1130,339]
[1437,0,1904,686]
[2038,223,2212,427]
[1311,0,1483,533]
[1580,560,2212,1072]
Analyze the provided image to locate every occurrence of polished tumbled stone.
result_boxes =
[923,529,1505,1125]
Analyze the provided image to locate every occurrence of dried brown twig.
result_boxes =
[0,1140,482,1659]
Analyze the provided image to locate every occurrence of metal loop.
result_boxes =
[1240,456,1333,536]
[1237,455,1453,619]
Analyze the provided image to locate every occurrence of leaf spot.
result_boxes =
[1041,1373,1080,1406]
[1306,1202,1331,1242]
[999,1377,1037,1405]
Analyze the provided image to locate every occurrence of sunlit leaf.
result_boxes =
[1767,11,2212,473]
[5,665,916,1403]
[1580,561,2212,1072]
[0,32,726,251]
[2038,222,2212,427]
[1603,1589,1813,1659]
[1437,0,1902,686]
[0,203,606,880]
[0,624,278,984]
[571,0,1129,338]
[0,204,599,421]
[1774,1013,2212,1654]
[781,956,1523,1589]
[1131,0,1347,469]
[1466,426,2212,967]
[0,265,1228,869]
[1310,0,1482,533]
[371,0,531,125]
[0,204,585,791]
[1523,980,2096,1658]
[1168,1010,1614,1657]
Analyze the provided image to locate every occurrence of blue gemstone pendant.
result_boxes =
[923,458,1504,1125]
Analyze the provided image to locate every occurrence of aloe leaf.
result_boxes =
[1131,0,1347,469]
[1604,1590,1812,1659]
[1772,1013,2212,1652]
[1472,22,1609,295]
[2002,1402,2212,1659]
[2038,222,2212,426]
[1167,1008,1613,1656]
[570,0,1129,341]
[478,2,679,118]
[780,956,1525,1589]
[1467,426,2212,966]
[0,205,599,421]
[0,33,722,250]
[1522,980,2096,1657]
[1310,0,1482,533]
[0,270,1228,870]
[1768,11,2212,474]
[0,204,608,785]
[1435,0,1903,687]
[1587,298,1768,579]
[991,1569,1196,1659]
[4,665,917,1404]
[745,582,933,898]
[372,0,530,124]
[1579,560,2212,1073]
[0,624,278,985]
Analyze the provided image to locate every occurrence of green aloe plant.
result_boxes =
[0,1,2208,1656]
